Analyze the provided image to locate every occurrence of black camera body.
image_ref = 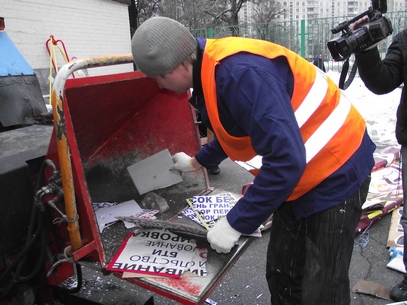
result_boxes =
[327,0,393,61]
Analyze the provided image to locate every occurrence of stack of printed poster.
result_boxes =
[107,191,260,278]
[182,191,262,236]
[356,146,403,234]
[107,228,208,278]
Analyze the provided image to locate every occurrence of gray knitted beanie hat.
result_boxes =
[131,17,197,75]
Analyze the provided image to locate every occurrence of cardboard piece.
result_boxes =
[352,280,391,300]
[127,149,183,195]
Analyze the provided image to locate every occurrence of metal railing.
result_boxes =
[191,10,407,70]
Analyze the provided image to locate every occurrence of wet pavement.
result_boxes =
[70,158,404,305]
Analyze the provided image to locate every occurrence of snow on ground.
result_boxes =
[326,70,402,150]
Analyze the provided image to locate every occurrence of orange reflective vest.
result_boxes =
[201,37,366,201]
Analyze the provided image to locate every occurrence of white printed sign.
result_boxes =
[191,195,235,221]
[188,246,208,277]
[182,192,262,237]
[182,192,241,227]
[107,228,206,278]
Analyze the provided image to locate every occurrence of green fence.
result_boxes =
[191,10,407,71]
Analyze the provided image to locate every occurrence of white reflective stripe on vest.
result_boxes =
[295,71,328,128]
[294,70,352,162]
[235,71,352,168]
[303,91,352,162]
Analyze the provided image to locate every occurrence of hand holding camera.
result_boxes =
[327,0,393,61]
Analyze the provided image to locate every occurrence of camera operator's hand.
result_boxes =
[352,16,368,30]
[352,16,380,52]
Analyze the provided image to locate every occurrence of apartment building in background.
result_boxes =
[240,0,406,23]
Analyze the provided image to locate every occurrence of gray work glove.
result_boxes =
[207,217,241,253]
[171,152,201,172]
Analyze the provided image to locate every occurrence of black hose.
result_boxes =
[0,209,46,299]
[0,158,82,299]
[48,262,83,294]
[0,159,50,298]
[0,205,45,286]
[17,228,48,282]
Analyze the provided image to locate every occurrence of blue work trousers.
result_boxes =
[266,176,370,305]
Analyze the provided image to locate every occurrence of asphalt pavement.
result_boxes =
[69,158,405,305]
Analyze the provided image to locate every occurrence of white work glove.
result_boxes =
[171,152,201,172]
[207,217,241,254]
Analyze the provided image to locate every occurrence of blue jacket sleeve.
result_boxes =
[355,32,404,94]
[195,136,228,168]
[214,54,307,234]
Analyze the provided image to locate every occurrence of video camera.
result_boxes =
[327,0,393,61]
